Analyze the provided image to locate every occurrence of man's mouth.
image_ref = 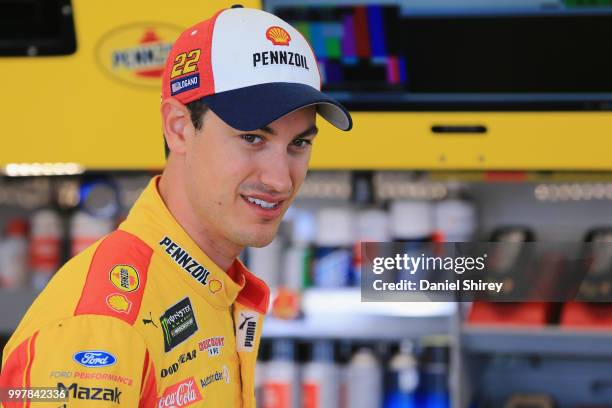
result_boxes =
[242,195,282,210]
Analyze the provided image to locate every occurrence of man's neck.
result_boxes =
[157,168,241,272]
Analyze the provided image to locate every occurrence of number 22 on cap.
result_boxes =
[171,49,201,79]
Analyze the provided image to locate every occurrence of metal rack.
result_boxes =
[463,325,612,358]
[262,288,455,340]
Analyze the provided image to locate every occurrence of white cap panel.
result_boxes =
[211,8,321,93]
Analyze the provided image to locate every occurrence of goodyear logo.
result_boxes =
[96,22,182,88]
[109,265,139,292]
[266,26,291,46]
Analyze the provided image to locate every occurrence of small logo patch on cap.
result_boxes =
[171,73,200,96]
[266,26,291,46]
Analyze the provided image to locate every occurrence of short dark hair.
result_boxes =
[163,99,210,158]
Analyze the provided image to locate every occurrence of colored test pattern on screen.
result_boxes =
[276,5,407,88]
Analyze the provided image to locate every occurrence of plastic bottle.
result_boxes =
[247,235,284,291]
[384,340,419,408]
[389,200,435,242]
[302,340,340,408]
[30,209,63,291]
[313,208,354,287]
[262,340,300,408]
[345,347,383,408]
[356,209,390,243]
[255,358,266,408]
[70,211,114,256]
[354,209,390,284]
[273,211,315,319]
[434,198,477,242]
[0,219,29,289]
[283,210,316,290]
[420,338,450,408]
[389,200,434,281]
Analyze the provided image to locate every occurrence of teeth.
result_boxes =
[246,196,277,209]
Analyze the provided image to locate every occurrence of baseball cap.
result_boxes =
[161,6,352,132]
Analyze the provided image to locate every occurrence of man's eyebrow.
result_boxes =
[259,125,275,135]
[258,124,319,139]
[293,125,319,139]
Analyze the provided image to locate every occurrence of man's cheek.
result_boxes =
[290,161,309,192]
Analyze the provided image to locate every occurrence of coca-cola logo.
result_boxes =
[158,377,202,408]
[72,350,116,368]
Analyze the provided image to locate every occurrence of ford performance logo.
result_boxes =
[73,351,117,368]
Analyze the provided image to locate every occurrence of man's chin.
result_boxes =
[234,225,279,248]
[245,234,276,248]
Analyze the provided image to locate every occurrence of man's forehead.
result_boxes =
[258,106,317,135]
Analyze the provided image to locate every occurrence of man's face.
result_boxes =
[183,107,317,249]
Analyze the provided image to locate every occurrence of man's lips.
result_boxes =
[240,194,287,217]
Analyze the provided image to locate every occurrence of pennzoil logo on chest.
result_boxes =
[159,236,213,287]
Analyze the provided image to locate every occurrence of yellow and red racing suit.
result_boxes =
[0,176,270,407]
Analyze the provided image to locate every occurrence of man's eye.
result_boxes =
[241,134,263,145]
[292,138,312,148]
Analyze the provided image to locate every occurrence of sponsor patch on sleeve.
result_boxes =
[236,311,259,352]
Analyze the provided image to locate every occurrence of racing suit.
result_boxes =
[0,176,270,407]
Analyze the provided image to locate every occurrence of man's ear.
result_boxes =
[161,98,192,155]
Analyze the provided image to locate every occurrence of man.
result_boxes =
[0,5,351,407]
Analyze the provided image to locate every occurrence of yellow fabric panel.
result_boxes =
[2,176,269,407]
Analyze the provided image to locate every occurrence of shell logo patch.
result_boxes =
[106,293,132,314]
[266,26,291,46]
[208,279,223,294]
[96,22,182,88]
[109,265,140,292]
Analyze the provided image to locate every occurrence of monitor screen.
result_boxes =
[265,0,612,110]
[0,0,76,56]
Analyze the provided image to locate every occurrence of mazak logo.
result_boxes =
[57,383,122,404]
[73,351,116,368]
[160,350,196,378]
[198,336,224,357]
[160,297,199,352]
[236,311,258,352]
[266,26,291,46]
[157,377,202,408]
[96,22,182,88]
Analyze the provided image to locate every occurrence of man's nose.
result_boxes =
[259,150,292,195]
